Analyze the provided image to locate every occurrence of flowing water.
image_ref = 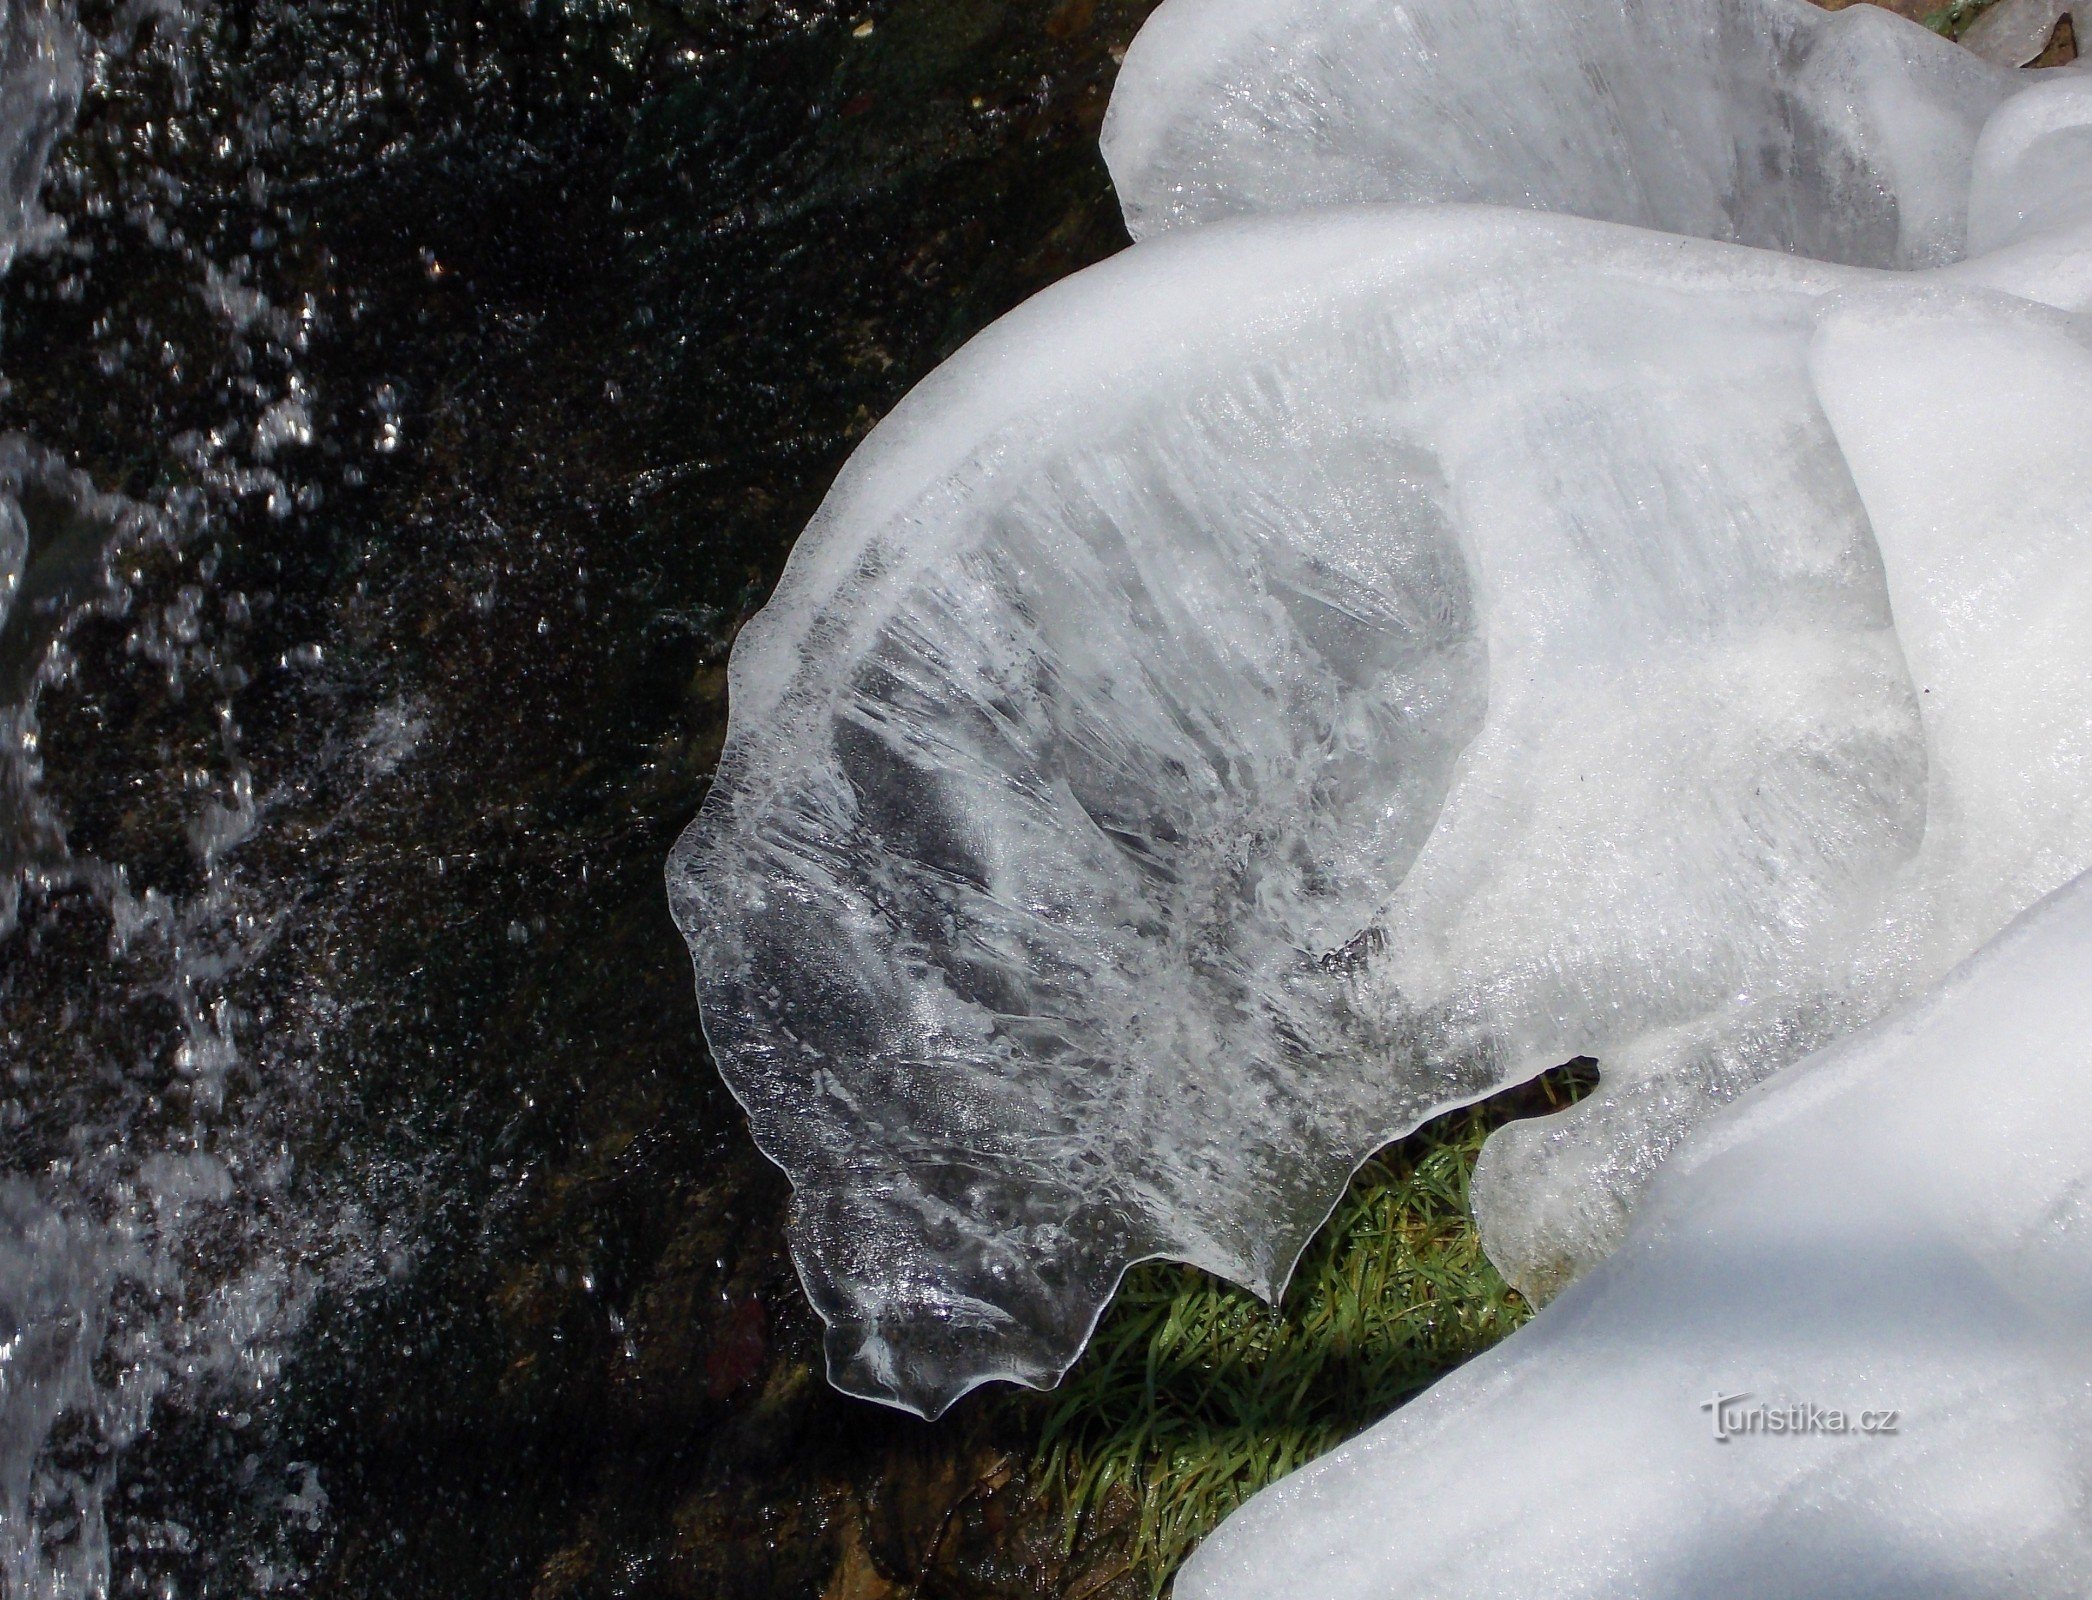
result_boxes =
[0,1,1151,1593]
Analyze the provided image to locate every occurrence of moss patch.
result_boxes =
[1921,0,2007,35]
[1029,1065,1596,1592]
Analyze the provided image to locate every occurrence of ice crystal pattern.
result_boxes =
[670,0,2092,1416]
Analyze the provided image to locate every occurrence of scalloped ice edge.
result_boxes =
[680,205,1885,1415]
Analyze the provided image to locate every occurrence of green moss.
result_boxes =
[1922,0,2005,36]
[1030,1068,1595,1592]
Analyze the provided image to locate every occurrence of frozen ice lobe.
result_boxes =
[680,207,1898,1413]
[1102,0,2011,263]
[1961,0,2082,68]
[1469,272,2092,1298]
[669,0,2092,1419]
[1175,870,2092,1600]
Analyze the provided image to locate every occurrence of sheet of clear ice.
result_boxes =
[1177,870,2092,1600]
[669,0,2092,1416]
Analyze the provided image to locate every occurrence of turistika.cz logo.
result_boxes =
[1699,1391,1900,1443]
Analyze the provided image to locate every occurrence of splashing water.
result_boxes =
[0,6,352,1591]
[0,0,79,277]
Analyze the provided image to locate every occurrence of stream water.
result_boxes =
[0,1,1153,1594]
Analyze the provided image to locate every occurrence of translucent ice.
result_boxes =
[670,0,2092,1416]
[1471,268,2092,1300]
[1961,0,2081,67]
[1101,0,2010,262]
[1176,869,2092,1600]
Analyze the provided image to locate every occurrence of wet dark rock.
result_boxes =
[2029,9,2078,62]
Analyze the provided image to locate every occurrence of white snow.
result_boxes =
[1177,870,2092,1600]
[671,0,2092,1421]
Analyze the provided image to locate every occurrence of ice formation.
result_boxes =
[669,0,2092,1417]
[1176,870,2092,1600]
[1102,0,2010,259]
[1961,0,2082,67]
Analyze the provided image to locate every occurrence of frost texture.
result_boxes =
[669,0,2092,1417]
[1177,871,2092,1600]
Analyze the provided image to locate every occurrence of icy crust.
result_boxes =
[1102,0,2012,263]
[678,208,1921,1414]
[1177,871,2092,1600]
